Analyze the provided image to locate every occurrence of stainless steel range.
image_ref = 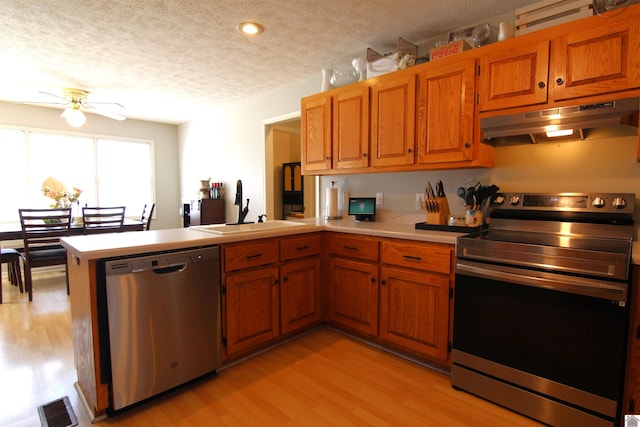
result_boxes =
[452,192,634,427]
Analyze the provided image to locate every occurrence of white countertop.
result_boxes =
[61,218,467,261]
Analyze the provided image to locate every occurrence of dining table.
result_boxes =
[0,219,144,242]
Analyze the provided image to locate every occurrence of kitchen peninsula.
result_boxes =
[61,220,463,417]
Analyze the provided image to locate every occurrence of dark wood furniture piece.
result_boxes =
[82,206,126,234]
[19,208,72,301]
[200,199,225,225]
[140,203,155,230]
[282,162,303,219]
[0,248,24,303]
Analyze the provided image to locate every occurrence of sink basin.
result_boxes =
[192,220,306,235]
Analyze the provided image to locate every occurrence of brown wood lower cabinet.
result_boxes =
[225,266,280,357]
[223,232,455,365]
[280,256,322,335]
[379,267,450,361]
[327,257,379,336]
[222,233,323,360]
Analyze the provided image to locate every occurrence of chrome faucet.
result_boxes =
[234,179,250,224]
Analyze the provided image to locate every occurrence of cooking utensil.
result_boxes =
[456,187,466,200]
[465,187,476,208]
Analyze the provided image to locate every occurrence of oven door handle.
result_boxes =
[456,260,628,304]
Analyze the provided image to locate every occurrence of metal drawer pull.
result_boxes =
[246,253,264,260]
[343,246,358,251]
[296,245,310,251]
[403,255,422,261]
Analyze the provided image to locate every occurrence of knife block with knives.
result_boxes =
[425,180,450,225]
[426,197,450,225]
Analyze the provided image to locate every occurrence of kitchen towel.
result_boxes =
[326,187,338,218]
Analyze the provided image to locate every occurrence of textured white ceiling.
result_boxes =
[0,0,536,124]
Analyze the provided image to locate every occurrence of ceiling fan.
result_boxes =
[13,88,126,127]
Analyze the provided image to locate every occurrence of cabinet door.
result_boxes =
[416,58,476,164]
[379,267,450,361]
[333,84,370,169]
[327,257,379,336]
[301,93,332,172]
[280,257,322,335]
[550,16,640,101]
[370,73,416,166]
[225,267,280,357]
[478,39,550,111]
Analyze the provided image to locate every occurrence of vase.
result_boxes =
[321,68,333,92]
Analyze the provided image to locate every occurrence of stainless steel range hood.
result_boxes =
[481,97,639,143]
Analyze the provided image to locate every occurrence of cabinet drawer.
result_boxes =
[280,233,321,261]
[224,240,279,272]
[381,240,452,274]
[327,233,378,262]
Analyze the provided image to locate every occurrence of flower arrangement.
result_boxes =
[42,177,82,208]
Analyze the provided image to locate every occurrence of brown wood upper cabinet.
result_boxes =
[333,83,370,169]
[370,72,416,167]
[550,15,640,101]
[301,93,332,173]
[477,39,550,111]
[479,12,640,111]
[416,57,476,164]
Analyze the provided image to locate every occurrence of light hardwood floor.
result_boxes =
[0,270,543,427]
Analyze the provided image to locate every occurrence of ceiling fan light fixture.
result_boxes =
[61,105,86,127]
[236,21,264,36]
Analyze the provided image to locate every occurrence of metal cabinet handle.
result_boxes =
[556,77,564,85]
[246,253,263,260]
[464,142,471,148]
[296,245,310,251]
[538,81,546,88]
[362,153,367,157]
[403,254,422,261]
[381,279,386,285]
[371,277,375,283]
[326,156,330,160]
[407,148,413,153]
[343,246,357,251]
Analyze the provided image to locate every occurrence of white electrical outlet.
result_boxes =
[416,193,425,211]
[376,192,384,206]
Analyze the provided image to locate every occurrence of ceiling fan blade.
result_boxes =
[39,90,68,102]
[87,101,125,110]
[8,100,68,105]
[8,90,69,106]
[84,106,126,121]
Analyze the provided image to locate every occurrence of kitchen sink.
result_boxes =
[192,220,305,234]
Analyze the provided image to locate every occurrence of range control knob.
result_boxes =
[592,197,606,208]
[612,197,627,209]
[493,195,505,205]
[509,195,521,206]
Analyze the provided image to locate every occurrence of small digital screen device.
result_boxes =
[348,197,376,221]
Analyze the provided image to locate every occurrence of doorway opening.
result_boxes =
[264,114,316,220]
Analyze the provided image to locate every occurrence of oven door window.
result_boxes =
[453,273,628,400]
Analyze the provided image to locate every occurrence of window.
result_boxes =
[0,128,154,223]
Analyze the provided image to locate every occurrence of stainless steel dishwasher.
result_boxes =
[104,245,222,411]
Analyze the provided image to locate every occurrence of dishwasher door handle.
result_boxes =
[151,264,187,275]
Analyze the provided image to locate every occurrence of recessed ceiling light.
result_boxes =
[236,21,264,36]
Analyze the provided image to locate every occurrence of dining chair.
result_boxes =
[19,208,72,301]
[82,206,126,234]
[1,248,24,303]
[144,203,155,230]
